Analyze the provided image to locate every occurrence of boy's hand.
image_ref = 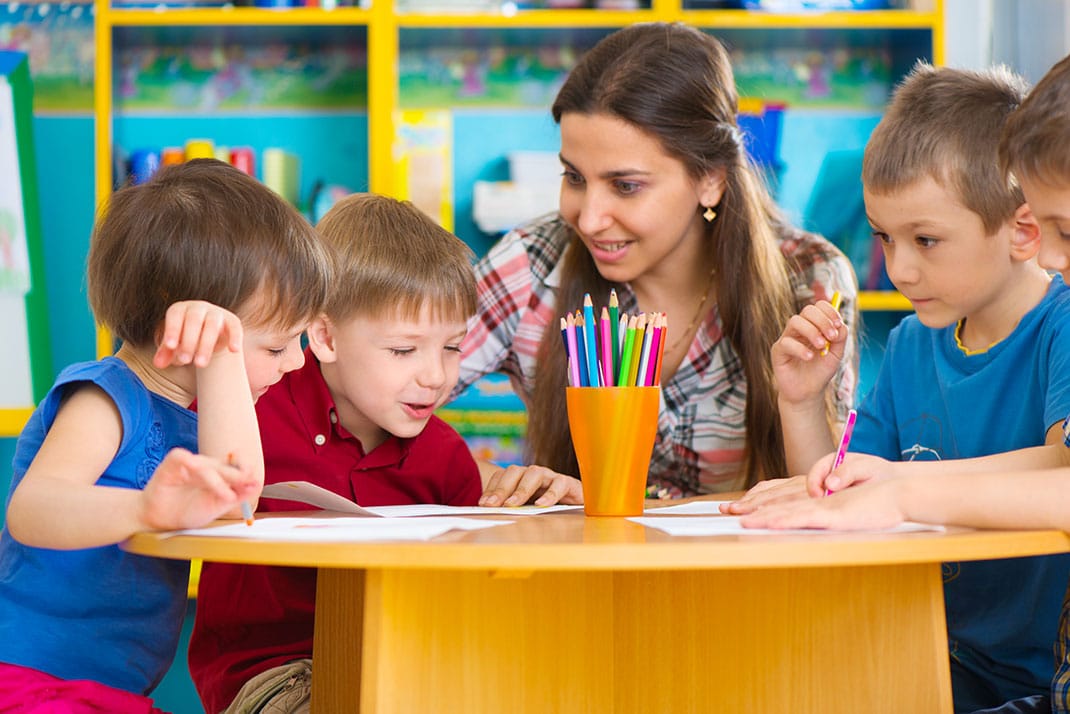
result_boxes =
[719,475,811,515]
[139,447,259,531]
[806,451,895,497]
[771,299,846,406]
[479,464,584,507]
[153,300,244,369]
[740,477,908,531]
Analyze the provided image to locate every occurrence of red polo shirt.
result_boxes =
[188,349,481,713]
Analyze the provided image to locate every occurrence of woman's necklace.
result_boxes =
[666,265,717,357]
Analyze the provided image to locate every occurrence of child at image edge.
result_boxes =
[741,52,1070,714]
[731,63,1070,713]
[189,193,483,714]
[0,159,332,712]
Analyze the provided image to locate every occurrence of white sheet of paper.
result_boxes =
[643,501,732,515]
[365,503,581,517]
[168,516,510,542]
[260,480,581,517]
[628,516,944,537]
[260,482,378,515]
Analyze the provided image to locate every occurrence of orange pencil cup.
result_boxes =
[566,386,660,517]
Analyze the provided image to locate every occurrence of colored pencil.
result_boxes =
[608,289,620,381]
[644,313,662,387]
[627,313,647,387]
[821,290,843,356]
[575,311,590,387]
[825,408,857,496]
[617,315,638,386]
[600,306,614,387]
[635,315,654,387]
[227,453,254,526]
[582,294,600,387]
[565,313,582,387]
[653,313,667,385]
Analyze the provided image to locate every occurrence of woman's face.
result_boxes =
[557,112,724,285]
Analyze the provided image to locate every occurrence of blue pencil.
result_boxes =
[582,294,600,386]
[574,311,591,387]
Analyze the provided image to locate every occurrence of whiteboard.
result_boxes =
[0,51,50,435]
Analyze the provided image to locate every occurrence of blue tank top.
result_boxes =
[0,357,194,694]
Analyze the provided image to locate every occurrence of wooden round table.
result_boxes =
[124,509,1070,714]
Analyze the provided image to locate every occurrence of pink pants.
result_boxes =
[0,663,170,714]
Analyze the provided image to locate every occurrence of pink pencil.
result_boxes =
[600,306,614,387]
[565,313,581,387]
[646,314,663,385]
[644,313,662,387]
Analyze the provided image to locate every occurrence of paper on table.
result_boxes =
[261,481,379,515]
[260,480,581,517]
[169,516,511,542]
[367,503,581,517]
[628,515,945,537]
[643,501,732,515]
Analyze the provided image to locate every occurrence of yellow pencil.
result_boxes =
[821,291,842,357]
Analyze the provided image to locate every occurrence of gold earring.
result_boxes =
[703,206,717,222]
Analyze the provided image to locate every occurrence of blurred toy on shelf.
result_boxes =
[0,2,93,113]
[113,34,367,112]
[438,373,527,468]
[741,0,893,9]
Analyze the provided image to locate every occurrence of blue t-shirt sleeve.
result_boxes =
[1041,297,1070,432]
[850,324,903,461]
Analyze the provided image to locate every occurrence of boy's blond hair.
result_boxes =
[315,193,477,324]
[1000,53,1070,187]
[863,62,1030,234]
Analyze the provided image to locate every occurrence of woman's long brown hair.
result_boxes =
[527,23,797,489]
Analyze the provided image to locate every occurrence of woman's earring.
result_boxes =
[703,206,717,223]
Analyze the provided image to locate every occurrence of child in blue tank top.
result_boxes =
[0,159,332,713]
[735,56,1070,714]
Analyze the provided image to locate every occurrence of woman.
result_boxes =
[458,22,858,502]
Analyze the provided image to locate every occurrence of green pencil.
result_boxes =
[617,314,638,387]
[608,289,620,383]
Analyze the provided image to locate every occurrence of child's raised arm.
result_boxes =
[773,295,848,475]
[155,300,266,515]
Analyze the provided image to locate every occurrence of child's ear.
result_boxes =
[1010,202,1042,262]
[306,315,338,363]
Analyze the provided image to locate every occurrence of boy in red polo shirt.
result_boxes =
[187,193,483,714]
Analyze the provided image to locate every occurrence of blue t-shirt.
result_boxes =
[852,276,1070,704]
[0,357,193,695]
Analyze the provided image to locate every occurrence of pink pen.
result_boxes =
[825,408,857,496]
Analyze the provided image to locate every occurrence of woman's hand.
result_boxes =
[479,464,584,507]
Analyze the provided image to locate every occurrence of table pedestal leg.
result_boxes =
[313,564,952,714]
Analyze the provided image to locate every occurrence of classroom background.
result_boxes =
[1,0,1069,710]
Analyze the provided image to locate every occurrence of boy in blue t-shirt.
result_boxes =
[738,52,1070,714]
[733,63,1070,713]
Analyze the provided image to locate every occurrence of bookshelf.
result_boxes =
[92,0,938,338]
